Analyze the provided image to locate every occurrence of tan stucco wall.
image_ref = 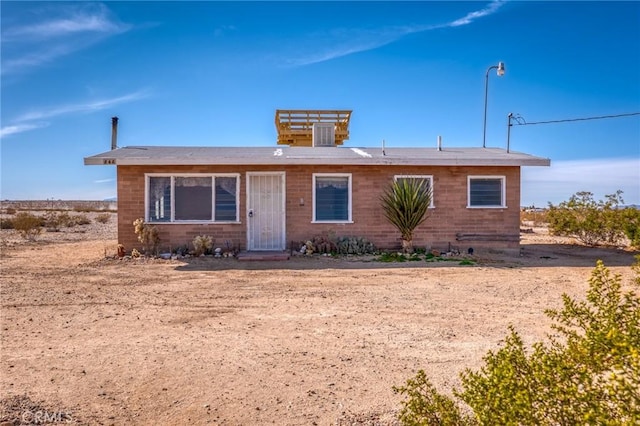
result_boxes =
[116,164,522,253]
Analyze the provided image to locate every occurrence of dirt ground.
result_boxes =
[0,213,637,425]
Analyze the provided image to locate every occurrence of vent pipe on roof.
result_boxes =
[382,139,386,156]
[111,116,119,150]
[437,135,442,151]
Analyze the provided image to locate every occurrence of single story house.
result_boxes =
[84,110,550,254]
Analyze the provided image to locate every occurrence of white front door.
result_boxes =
[247,172,286,251]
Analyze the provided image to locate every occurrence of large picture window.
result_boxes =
[467,176,506,208]
[394,175,435,208]
[313,174,352,222]
[146,174,239,222]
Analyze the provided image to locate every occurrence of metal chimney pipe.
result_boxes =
[111,116,119,150]
[437,135,442,151]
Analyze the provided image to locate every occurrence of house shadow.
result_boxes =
[172,244,638,272]
[512,243,637,268]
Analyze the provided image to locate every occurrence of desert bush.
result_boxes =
[621,207,640,248]
[394,258,640,425]
[72,205,92,213]
[192,235,213,256]
[299,234,337,255]
[44,212,91,229]
[335,236,376,255]
[133,218,160,255]
[95,213,111,224]
[70,213,91,226]
[546,190,629,246]
[12,212,43,240]
[0,217,15,229]
[4,207,16,215]
[520,208,547,226]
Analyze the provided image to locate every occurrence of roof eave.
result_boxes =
[84,156,550,167]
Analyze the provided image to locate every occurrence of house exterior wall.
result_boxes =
[116,164,521,253]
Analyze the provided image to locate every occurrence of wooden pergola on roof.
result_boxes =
[275,109,352,146]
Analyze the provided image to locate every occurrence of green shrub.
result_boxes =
[95,213,111,224]
[547,190,628,246]
[376,252,407,262]
[394,258,640,425]
[621,207,640,248]
[12,212,43,240]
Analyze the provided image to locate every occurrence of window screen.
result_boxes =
[469,178,503,207]
[175,177,212,220]
[148,176,171,222]
[315,176,349,221]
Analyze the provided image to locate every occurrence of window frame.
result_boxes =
[312,173,353,223]
[394,175,435,208]
[467,175,506,208]
[145,173,241,223]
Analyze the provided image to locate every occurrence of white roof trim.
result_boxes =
[84,146,550,167]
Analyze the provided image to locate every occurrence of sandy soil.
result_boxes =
[0,214,637,425]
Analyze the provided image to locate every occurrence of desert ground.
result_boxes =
[0,211,637,425]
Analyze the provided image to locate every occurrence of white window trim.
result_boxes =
[394,175,435,208]
[145,173,241,223]
[467,175,506,208]
[312,173,353,223]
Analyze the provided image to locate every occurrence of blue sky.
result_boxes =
[1,1,639,207]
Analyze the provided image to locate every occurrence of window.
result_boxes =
[175,177,212,221]
[468,176,506,208]
[313,174,352,222]
[146,174,239,222]
[394,175,435,208]
[148,176,171,222]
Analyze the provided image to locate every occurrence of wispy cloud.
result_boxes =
[16,90,152,122]
[0,122,49,139]
[93,178,115,184]
[1,90,151,139]
[1,3,131,75]
[522,157,640,206]
[286,1,505,67]
[449,0,506,27]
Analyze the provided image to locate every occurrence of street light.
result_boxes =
[483,61,505,148]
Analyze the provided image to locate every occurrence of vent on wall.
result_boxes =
[313,123,335,147]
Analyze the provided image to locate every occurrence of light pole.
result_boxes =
[483,61,505,148]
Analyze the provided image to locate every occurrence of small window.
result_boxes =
[394,175,435,208]
[313,174,352,222]
[146,174,240,223]
[468,176,506,208]
[175,177,212,221]
[215,176,238,221]
[148,176,171,222]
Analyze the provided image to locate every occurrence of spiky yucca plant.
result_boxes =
[380,178,432,253]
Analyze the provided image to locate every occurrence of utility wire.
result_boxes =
[510,111,640,126]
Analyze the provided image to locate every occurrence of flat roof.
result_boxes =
[84,146,550,167]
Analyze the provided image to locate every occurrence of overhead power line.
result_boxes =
[510,111,640,126]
